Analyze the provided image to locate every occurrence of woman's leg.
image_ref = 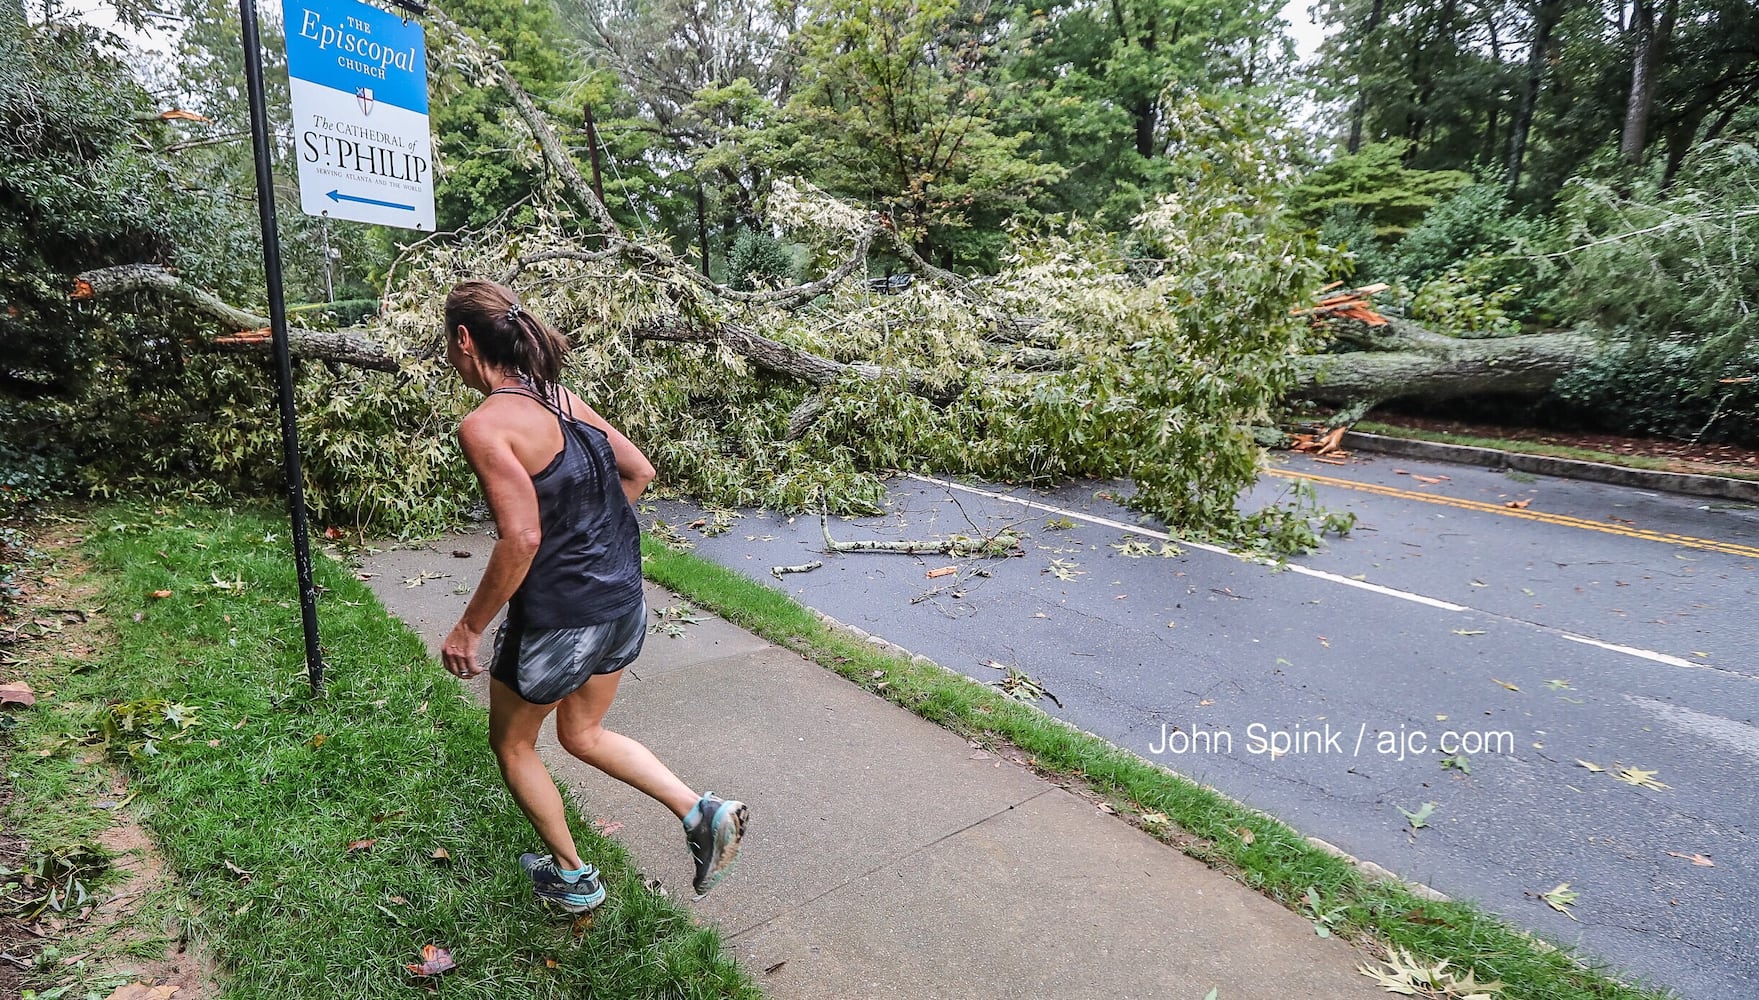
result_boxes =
[554,669,698,818]
[487,678,584,870]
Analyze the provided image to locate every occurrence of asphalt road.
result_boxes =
[648,450,1758,999]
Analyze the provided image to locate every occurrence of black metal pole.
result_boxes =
[238,0,325,694]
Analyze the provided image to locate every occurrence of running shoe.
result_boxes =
[682,793,748,896]
[519,852,606,912]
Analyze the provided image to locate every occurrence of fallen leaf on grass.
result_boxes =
[306,733,328,749]
[1233,826,1255,847]
[346,838,376,853]
[150,590,173,599]
[0,681,35,707]
[1358,947,1503,998]
[223,860,252,882]
[430,847,452,862]
[406,944,456,977]
[571,911,596,936]
[1665,851,1715,867]
[1616,767,1669,790]
[1540,883,1579,920]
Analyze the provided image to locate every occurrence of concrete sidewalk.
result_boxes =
[362,527,1386,1000]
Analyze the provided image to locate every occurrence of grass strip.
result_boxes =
[9,504,759,1000]
[1355,420,1759,484]
[641,535,1676,1000]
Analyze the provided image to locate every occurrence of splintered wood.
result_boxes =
[213,328,271,346]
[1292,282,1390,327]
[1289,424,1349,460]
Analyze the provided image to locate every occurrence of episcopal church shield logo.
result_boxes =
[356,87,375,116]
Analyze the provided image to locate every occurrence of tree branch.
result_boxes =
[72,265,400,372]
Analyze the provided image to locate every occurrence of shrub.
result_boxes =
[1287,141,1472,240]
[1409,267,1522,338]
[1316,204,1395,283]
[727,227,796,290]
[1550,340,1759,446]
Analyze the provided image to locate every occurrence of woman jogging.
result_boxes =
[437,279,747,911]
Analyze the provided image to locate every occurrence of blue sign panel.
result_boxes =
[284,0,434,229]
[286,1,428,114]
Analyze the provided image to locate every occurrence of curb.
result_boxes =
[1344,431,1759,504]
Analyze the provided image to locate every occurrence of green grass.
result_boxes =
[5,504,760,1000]
[640,536,1677,1000]
[1354,421,1759,483]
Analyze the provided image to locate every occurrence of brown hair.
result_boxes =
[443,280,572,394]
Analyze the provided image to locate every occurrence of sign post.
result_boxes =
[237,0,327,694]
[237,0,434,694]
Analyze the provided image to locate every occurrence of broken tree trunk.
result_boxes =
[71,264,953,395]
[72,264,402,372]
[1289,325,1602,408]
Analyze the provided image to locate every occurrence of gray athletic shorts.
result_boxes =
[490,600,648,705]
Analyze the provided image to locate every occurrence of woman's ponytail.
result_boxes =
[444,281,572,394]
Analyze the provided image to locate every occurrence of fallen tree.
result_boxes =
[1289,319,1602,413]
[29,2,1508,550]
[75,260,1605,418]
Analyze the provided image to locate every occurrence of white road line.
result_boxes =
[903,472,1745,676]
[1555,632,1700,670]
[906,473,1466,611]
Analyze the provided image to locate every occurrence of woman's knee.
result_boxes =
[488,724,538,762]
[558,722,608,761]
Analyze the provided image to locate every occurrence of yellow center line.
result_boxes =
[1267,467,1759,560]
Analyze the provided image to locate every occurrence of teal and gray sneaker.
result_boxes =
[518,852,606,913]
[683,793,748,896]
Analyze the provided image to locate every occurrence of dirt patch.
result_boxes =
[0,522,221,1000]
[1366,411,1759,478]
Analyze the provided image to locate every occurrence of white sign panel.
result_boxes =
[285,0,434,230]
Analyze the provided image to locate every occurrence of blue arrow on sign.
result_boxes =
[326,189,415,211]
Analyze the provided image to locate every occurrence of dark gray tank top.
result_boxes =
[489,386,644,629]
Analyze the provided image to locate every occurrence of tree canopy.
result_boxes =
[3,0,1757,547]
